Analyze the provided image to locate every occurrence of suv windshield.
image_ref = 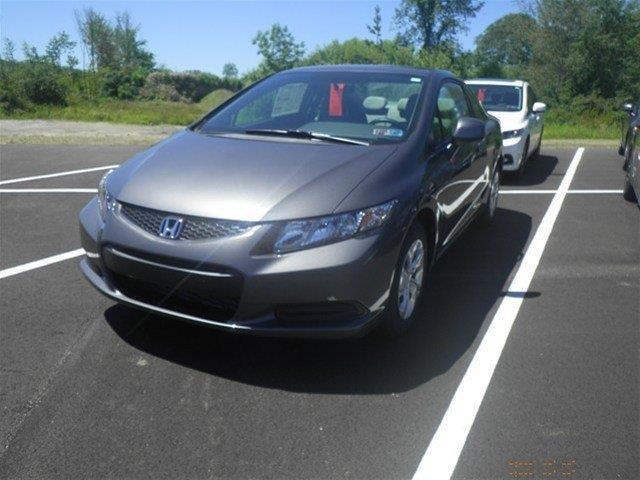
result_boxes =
[197,71,425,144]
[468,84,523,112]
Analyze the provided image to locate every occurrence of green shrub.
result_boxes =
[198,88,234,111]
[21,61,69,105]
[100,67,147,99]
[0,61,29,112]
[141,70,241,103]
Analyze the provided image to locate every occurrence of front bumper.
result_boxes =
[501,135,527,171]
[79,197,400,338]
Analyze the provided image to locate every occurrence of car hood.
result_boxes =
[486,110,526,131]
[110,130,397,222]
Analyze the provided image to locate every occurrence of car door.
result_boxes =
[464,83,492,205]
[430,81,482,247]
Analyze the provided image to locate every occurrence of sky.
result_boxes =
[1,0,521,75]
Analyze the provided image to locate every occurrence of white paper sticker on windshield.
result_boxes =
[373,128,404,137]
[272,83,307,117]
[410,77,422,83]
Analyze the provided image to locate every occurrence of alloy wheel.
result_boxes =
[397,239,425,320]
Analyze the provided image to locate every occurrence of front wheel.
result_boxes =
[478,168,501,227]
[513,138,529,180]
[379,224,428,337]
[532,128,543,159]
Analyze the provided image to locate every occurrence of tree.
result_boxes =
[75,8,115,70]
[528,0,640,102]
[305,38,416,67]
[252,23,305,75]
[113,12,154,70]
[474,13,537,77]
[393,0,484,50]
[367,5,383,45]
[22,42,40,62]
[222,62,239,79]
[45,31,76,67]
[1,38,15,61]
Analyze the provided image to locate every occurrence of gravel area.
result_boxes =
[0,119,184,145]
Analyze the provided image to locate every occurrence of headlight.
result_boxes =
[502,129,525,139]
[98,169,117,219]
[273,200,396,253]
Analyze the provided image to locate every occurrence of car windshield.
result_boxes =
[468,84,523,112]
[197,71,425,144]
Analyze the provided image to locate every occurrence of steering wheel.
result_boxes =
[369,118,405,128]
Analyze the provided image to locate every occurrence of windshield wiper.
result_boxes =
[244,129,369,146]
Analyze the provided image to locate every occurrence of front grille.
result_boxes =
[119,202,253,241]
[109,271,240,321]
[102,246,243,322]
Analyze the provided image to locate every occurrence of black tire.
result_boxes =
[478,167,501,227]
[379,223,428,338]
[623,178,637,202]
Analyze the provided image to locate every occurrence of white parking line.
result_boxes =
[500,189,623,194]
[568,189,624,194]
[500,189,556,194]
[0,188,98,194]
[0,249,85,280]
[412,147,585,480]
[0,165,117,186]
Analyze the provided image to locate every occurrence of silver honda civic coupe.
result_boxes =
[79,65,502,338]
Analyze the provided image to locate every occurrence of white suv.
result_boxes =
[466,79,546,175]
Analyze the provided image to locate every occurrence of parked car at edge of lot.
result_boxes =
[622,117,639,205]
[79,65,502,339]
[466,79,546,176]
[619,98,639,158]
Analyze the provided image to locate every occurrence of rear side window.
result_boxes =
[437,83,470,139]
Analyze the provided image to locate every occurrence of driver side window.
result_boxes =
[437,83,470,139]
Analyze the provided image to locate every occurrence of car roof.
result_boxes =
[465,78,527,87]
[285,64,455,80]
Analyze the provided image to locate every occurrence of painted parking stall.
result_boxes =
[0,145,637,479]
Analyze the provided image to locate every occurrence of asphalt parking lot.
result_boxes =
[0,144,638,479]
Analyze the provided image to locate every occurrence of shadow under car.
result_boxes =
[105,206,534,395]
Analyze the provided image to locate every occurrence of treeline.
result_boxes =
[1,0,638,120]
[0,8,242,112]
[246,0,639,117]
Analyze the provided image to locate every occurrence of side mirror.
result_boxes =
[532,102,547,113]
[452,117,485,143]
[623,103,634,115]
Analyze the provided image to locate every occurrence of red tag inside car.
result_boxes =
[329,83,345,116]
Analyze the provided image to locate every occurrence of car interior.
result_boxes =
[202,80,424,142]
